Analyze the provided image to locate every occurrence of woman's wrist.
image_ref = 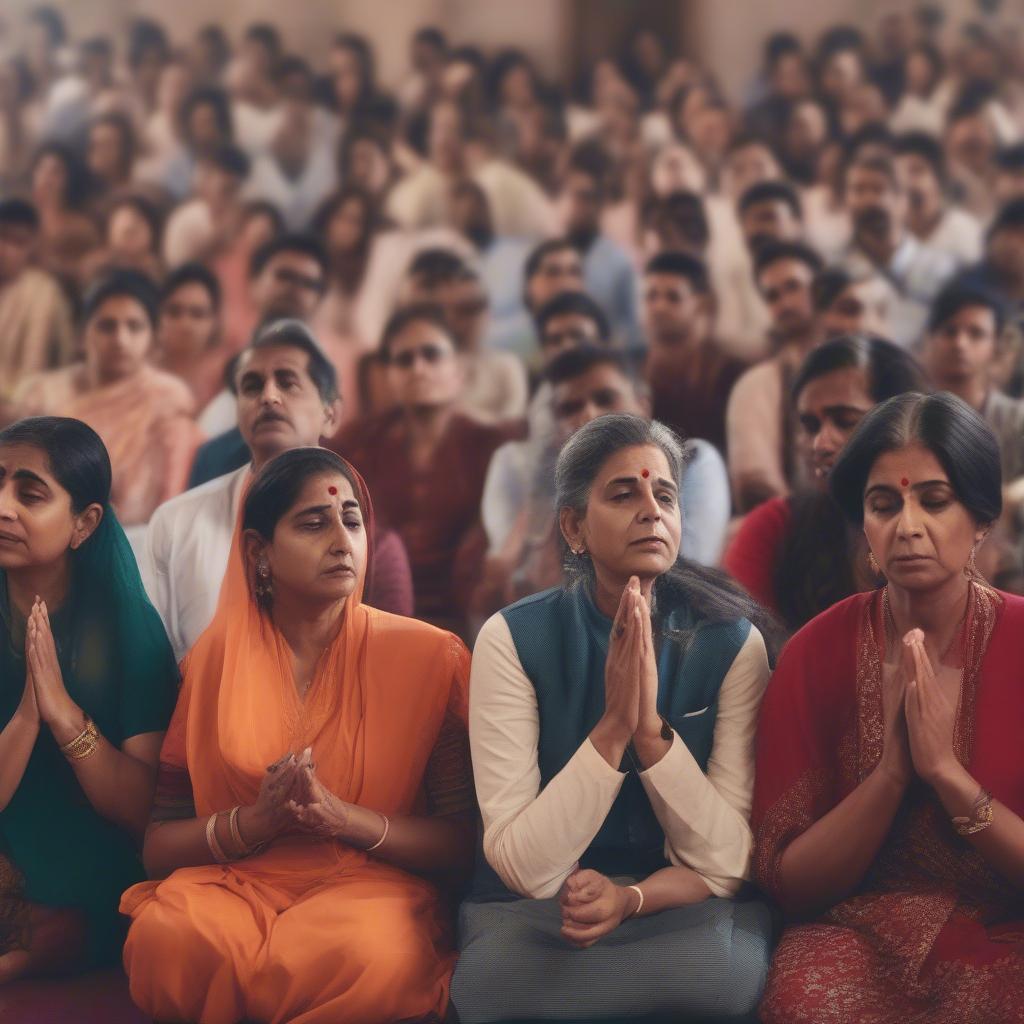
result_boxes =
[238,804,277,848]
[927,761,977,814]
[616,883,642,922]
[45,698,87,745]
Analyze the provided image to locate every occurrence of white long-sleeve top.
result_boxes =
[469,613,770,900]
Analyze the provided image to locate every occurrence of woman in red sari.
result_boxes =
[753,390,1024,1023]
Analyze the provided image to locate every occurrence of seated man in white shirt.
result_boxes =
[893,131,983,266]
[838,152,957,346]
[141,318,411,662]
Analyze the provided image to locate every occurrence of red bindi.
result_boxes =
[641,469,650,479]
[900,478,910,487]
[328,485,338,496]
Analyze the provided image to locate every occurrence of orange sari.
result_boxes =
[120,463,473,1024]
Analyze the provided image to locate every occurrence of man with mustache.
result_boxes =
[140,318,413,662]
[839,152,956,347]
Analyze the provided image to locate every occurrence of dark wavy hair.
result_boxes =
[772,336,930,632]
[555,414,782,659]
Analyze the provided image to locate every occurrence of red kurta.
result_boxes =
[753,584,1024,1023]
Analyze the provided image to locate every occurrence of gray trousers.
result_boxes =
[450,894,773,1023]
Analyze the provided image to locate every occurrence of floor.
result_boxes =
[0,969,147,1023]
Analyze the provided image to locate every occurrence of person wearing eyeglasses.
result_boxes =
[337,304,517,639]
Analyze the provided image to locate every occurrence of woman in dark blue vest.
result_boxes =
[451,413,778,1023]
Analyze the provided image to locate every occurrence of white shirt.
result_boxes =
[140,466,249,663]
[469,615,770,899]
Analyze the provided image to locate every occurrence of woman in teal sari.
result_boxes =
[0,416,178,981]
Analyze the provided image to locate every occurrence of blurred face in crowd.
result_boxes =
[740,197,802,251]
[838,83,888,138]
[563,170,603,243]
[158,281,218,361]
[995,164,1024,206]
[157,62,192,119]
[83,295,153,384]
[346,136,391,196]
[325,196,368,256]
[252,250,325,320]
[946,113,997,178]
[0,222,35,284]
[330,44,364,112]
[987,226,1024,287]
[895,152,944,227]
[783,99,828,171]
[185,100,226,152]
[428,101,464,173]
[758,257,817,344]
[525,246,583,312]
[107,204,154,256]
[235,344,337,461]
[845,164,906,250]
[552,363,647,440]
[31,153,69,208]
[451,183,492,248]
[643,272,711,348]
[539,311,603,366]
[724,142,780,199]
[905,48,939,97]
[196,160,243,211]
[87,120,128,184]
[771,52,810,100]
[817,278,890,340]
[924,304,999,387]
[821,47,864,103]
[650,143,705,198]
[796,365,875,484]
[412,37,445,78]
[386,318,464,411]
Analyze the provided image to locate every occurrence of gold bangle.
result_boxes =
[59,716,100,760]
[206,813,229,864]
[228,806,246,857]
[953,788,994,836]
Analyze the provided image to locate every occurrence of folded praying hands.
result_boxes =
[250,748,351,843]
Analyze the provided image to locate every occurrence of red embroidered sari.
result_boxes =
[753,584,1024,1023]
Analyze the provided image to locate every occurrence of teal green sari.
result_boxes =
[0,507,178,967]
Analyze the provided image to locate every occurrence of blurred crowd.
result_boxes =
[4,4,1024,640]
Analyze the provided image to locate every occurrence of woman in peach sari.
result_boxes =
[13,270,202,527]
[121,447,474,1024]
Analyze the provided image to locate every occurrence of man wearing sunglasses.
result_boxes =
[337,303,517,640]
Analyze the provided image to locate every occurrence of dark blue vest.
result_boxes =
[471,584,750,899]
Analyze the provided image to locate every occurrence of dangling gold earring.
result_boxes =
[868,551,882,577]
[964,546,978,579]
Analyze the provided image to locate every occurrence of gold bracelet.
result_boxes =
[59,716,100,760]
[227,806,246,857]
[206,812,229,864]
[953,787,994,836]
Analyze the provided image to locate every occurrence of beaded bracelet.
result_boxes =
[952,788,994,836]
[59,716,100,760]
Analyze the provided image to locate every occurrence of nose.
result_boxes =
[260,379,283,406]
[0,487,17,521]
[328,515,353,555]
[637,485,662,523]
[812,421,841,457]
[896,497,924,538]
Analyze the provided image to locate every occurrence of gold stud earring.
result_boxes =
[868,551,881,576]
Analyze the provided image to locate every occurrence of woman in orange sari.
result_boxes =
[753,392,1024,1023]
[121,446,474,1024]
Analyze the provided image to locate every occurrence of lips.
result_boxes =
[0,530,22,544]
[323,564,356,577]
[254,412,290,429]
[630,536,667,547]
